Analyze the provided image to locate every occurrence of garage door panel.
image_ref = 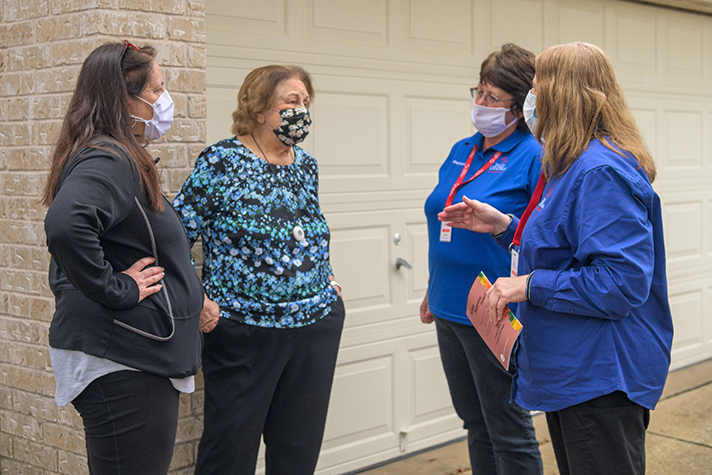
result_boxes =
[205,83,241,146]
[327,209,427,326]
[662,199,703,266]
[490,0,543,53]
[552,1,604,47]
[306,0,388,45]
[630,107,658,158]
[323,355,394,445]
[409,345,453,424]
[340,317,431,348]
[404,0,472,53]
[405,222,429,305]
[668,279,712,369]
[405,96,472,175]
[329,225,392,314]
[669,287,704,351]
[311,93,389,177]
[666,21,703,78]
[665,110,703,171]
[209,0,286,36]
[708,199,712,258]
[608,7,658,73]
[319,333,462,472]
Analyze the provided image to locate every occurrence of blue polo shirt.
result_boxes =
[496,139,673,411]
[425,130,542,326]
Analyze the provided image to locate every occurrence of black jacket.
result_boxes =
[45,138,203,378]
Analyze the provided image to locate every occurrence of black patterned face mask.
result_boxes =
[270,107,312,146]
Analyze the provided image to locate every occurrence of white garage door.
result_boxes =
[205,1,712,473]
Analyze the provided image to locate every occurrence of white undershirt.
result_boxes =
[50,347,194,407]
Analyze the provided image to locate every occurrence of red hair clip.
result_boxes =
[123,40,140,52]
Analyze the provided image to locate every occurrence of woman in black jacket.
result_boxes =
[42,41,203,475]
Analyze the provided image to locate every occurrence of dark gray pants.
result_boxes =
[73,370,179,475]
[435,317,543,475]
[546,391,650,475]
[195,297,345,475]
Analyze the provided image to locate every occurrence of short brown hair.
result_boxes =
[231,65,315,136]
[535,42,655,182]
[479,44,536,132]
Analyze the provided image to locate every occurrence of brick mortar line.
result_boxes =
[0,11,206,25]
[1,40,208,50]
[0,287,54,295]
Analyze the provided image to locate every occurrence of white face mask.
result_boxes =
[131,90,174,141]
[470,103,518,137]
[523,90,538,135]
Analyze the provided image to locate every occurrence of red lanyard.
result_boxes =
[444,144,502,208]
[512,174,547,247]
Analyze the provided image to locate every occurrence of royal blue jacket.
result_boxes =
[425,130,542,325]
[496,139,673,411]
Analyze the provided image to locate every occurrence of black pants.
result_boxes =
[195,298,345,475]
[435,317,542,474]
[72,370,180,475]
[546,391,650,475]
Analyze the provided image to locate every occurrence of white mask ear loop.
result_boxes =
[131,95,155,123]
[129,90,174,141]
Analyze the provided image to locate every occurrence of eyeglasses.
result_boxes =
[470,86,515,107]
[121,40,140,60]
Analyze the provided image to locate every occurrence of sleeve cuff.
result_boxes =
[528,268,558,308]
[494,215,519,251]
[111,272,141,309]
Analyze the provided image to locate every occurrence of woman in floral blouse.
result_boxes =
[173,65,344,475]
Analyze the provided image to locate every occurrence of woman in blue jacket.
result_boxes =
[440,42,673,475]
[422,43,543,474]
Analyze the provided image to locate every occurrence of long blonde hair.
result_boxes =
[535,42,656,182]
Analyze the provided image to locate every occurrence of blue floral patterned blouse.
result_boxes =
[172,137,338,328]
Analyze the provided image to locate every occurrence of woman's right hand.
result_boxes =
[200,295,220,333]
[438,196,510,235]
[122,257,164,302]
[420,293,434,324]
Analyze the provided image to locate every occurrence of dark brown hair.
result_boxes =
[479,43,536,133]
[231,65,315,136]
[42,42,164,211]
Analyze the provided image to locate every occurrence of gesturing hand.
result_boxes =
[438,196,510,235]
[122,257,164,302]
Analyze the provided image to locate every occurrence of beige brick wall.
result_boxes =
[0,1,207,473]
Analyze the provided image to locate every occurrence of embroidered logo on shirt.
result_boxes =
[537,186,554,210]
[487,156,508,173]
[453,160,467,166]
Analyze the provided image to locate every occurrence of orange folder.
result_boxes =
[466,271,523,369]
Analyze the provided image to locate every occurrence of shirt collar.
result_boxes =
[465,129,528,154]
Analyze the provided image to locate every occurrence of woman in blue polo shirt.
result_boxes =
[421,43,543,474]
[440,42,673,475]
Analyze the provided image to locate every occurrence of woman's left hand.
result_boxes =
[485,275,528,323]
[329,276,342,299]
[200,295,220,333]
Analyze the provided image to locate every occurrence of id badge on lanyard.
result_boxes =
[440,222,452,242]
[441,145,501,243]
[510,174,547,275]
[510,247,519,277]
